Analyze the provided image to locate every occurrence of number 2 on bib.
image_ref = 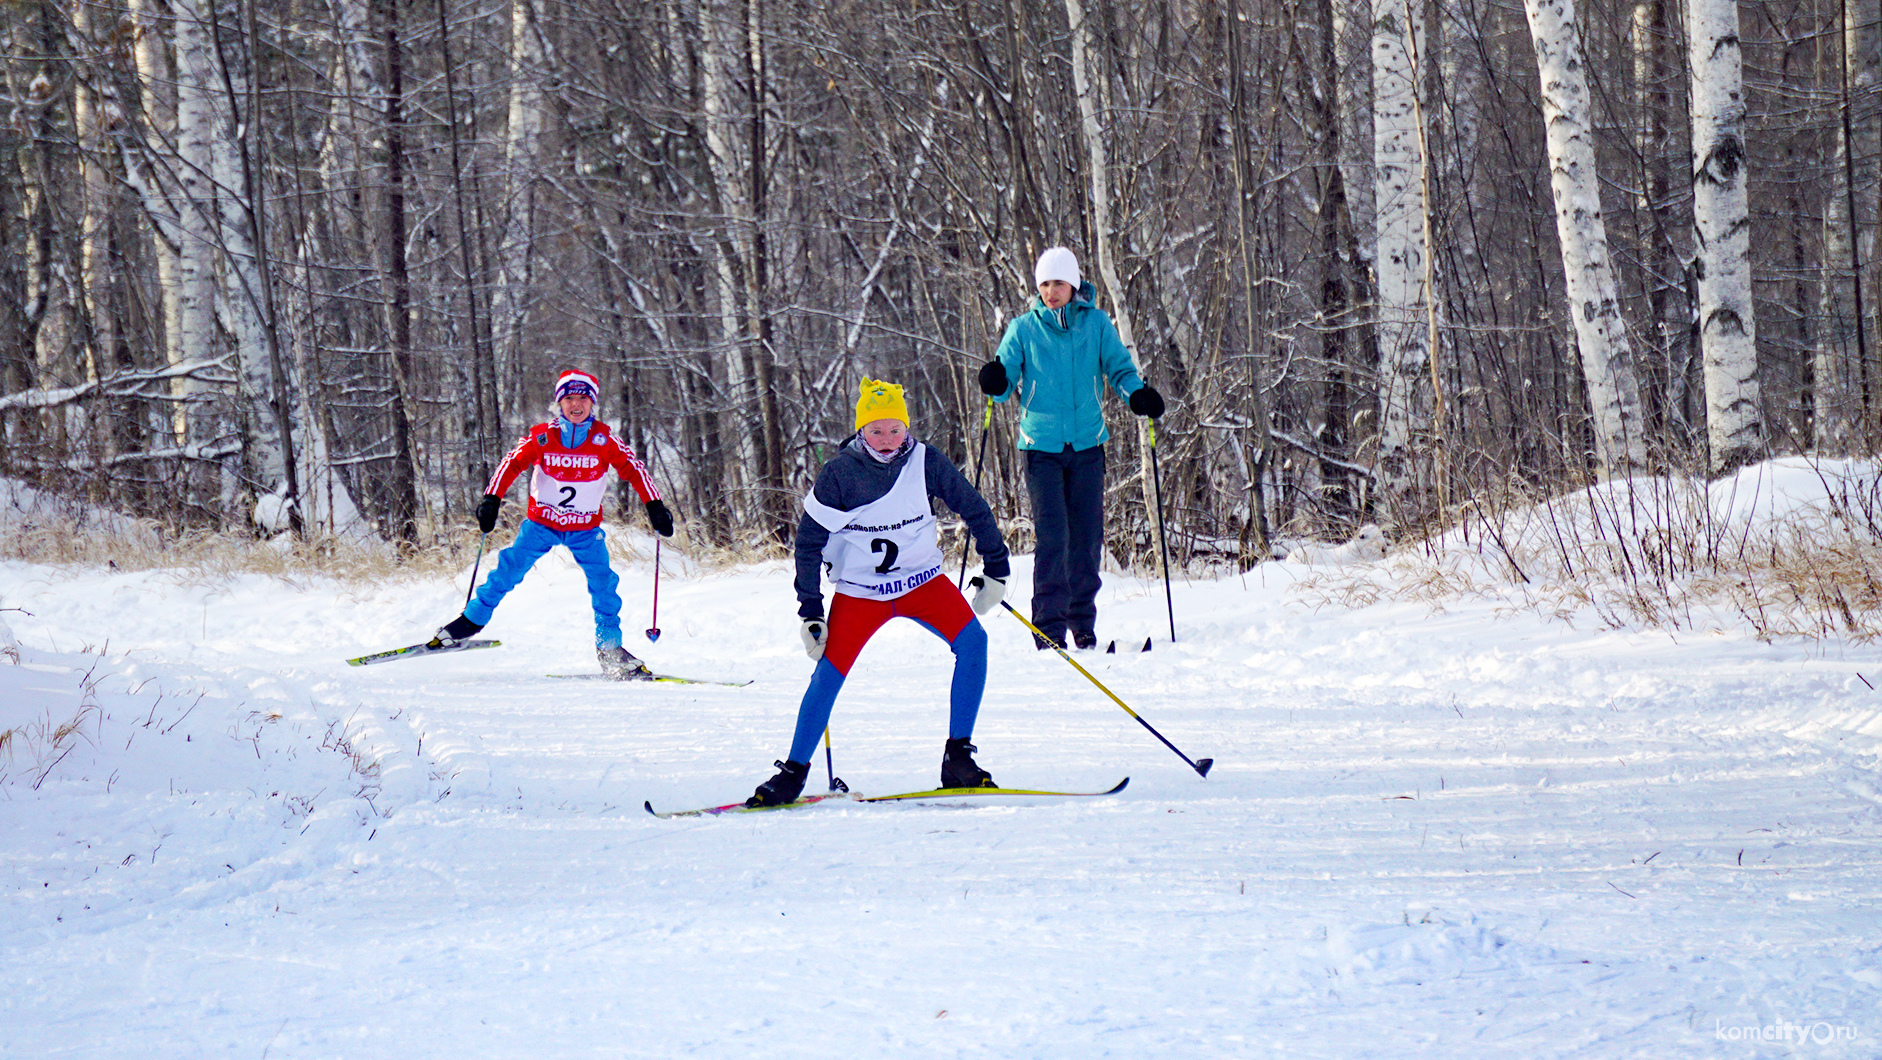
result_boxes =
[872,538,899,574]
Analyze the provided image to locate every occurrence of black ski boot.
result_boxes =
[746,759,811,807]
[598,646,654,680]
[1072,629,1098,650]
[428,614,483,649]
[941,738,997,789]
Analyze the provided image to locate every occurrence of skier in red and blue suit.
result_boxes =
[430,369,674,679]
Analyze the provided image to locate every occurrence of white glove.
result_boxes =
[968,574,1005,615]
[800,618,828,661]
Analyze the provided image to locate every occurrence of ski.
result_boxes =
[548,672,752,687]
[1103,637,1153,654]
[857,777,1129,803]
[643,777,1128,819]
[643,792,855,818]
[346,639,501,666]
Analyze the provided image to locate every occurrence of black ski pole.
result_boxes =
[822,726,847,792]
[464,532,487,609]
[1000,601,1212,777]
[958,397,993,587]
[647,537,662,642]
[1148,419,1176,642]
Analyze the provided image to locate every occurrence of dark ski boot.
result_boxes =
[1072,629,1098,650]
[428,614,484,649]
[746,759,811,807]
[941,738,997,789]
[598,646,654,680]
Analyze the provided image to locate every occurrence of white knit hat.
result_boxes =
[1035,247,1081,289]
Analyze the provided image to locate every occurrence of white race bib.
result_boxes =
[530,468,608,517]
[804,444,943,600]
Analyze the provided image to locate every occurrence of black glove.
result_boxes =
[645,499,674,537]
[475,494,501,534]
[1129,385,1165,418]
[977,360,1009,396]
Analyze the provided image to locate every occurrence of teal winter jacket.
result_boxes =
[989,281,1147,452]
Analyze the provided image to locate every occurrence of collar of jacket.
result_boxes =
[556,415,595,449]
[1031,280,1097,331]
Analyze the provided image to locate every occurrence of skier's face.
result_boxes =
[558,392,595,421]
[1038,279,1074,309]
[860,418,907,455]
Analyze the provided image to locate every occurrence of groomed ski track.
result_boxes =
[3,544,1879,1058]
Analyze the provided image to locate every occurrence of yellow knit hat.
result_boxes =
[855,377,909,430]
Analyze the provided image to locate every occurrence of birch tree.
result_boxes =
[1523,0,1646,477]
[1371,0,1430,522]
[1688,0,1761,473]
[173,0,222,461]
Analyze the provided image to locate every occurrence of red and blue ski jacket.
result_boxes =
[486,417,659,532]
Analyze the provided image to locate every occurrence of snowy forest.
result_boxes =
[1,0,1878,563]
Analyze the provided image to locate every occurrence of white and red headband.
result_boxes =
[554,370,600,404]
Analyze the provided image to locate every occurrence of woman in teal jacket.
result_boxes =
[978,247,1164,649]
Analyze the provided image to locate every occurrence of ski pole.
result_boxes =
[1148,419,1176,642]
[958,396,994,587]
[822,726,848,793]
[464,533,487,608]
[1000,600,1212,777]
[646,537,662,642]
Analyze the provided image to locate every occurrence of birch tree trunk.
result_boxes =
[1371,0,1430,523]
[1524,0,1647,477]
[1688,0,1762,474]
[173,0,221,460]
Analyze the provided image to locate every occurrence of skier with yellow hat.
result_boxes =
[746,378,1012,807]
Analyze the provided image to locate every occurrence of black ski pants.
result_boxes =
[1025,443,1106,643]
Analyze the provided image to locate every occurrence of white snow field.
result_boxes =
[4,490,1880,1056]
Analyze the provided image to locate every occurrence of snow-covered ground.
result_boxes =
[4,508,1880,1056]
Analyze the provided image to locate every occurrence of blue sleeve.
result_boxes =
[925,449,1010,581]
[990,317,1025,404]
[1096,312,1145,400]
